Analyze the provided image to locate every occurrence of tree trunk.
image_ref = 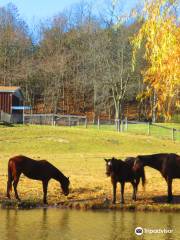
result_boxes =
[152,90,157,123]
[114,99,123,131]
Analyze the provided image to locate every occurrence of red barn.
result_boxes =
[0,86,24,123]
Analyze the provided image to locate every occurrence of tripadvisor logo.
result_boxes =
[135,227,143,236]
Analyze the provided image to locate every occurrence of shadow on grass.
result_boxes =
[152,195,180,204]
[0,199,43,209]
[67,196,105,203]
[71,187,103,194]
[0,122,14,127]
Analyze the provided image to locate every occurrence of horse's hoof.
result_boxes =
[112,201,116,204]
[120,200,124,204]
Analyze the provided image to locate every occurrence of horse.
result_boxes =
[133,153,180,202]
[105,157,146,204]
[7,155,70,204]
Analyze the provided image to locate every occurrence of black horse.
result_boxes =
[7,155,70,204]
[105,157,146,204]
[133,153,180,202]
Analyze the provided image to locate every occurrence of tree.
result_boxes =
[132,0,180,121]
[89,20,142,124]
[0,4,33,85]
[0,1,145,120]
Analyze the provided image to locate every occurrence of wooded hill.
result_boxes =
[0,1,179,121]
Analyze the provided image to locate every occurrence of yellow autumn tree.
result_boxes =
[132,0,180,120]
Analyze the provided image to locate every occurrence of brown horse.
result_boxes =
[7,155,70,204]
[105,157,146,204]
[133,153,180,202]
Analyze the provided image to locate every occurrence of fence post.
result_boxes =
[148,122,151,135]
[69,116,71,127]
[120,120,123,132]
[52,115,54,126]
[53,115,56,126]
[117,119,120,132]
[172,128,175,141]
[23,108,24,124]
[98,117,100,130]
[30,109,32,124]
[125,117,128,131]
[85,117,87,128]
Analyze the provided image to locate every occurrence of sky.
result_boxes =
[0,0,139,26]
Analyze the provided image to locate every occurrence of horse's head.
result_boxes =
[61,177,70,196]
[104,157,116,176]
[133,157,143,172]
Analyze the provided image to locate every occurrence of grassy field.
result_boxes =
[82,122,180,141]
[0,124,180,210]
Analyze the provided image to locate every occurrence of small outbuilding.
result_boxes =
[0,86,24,123]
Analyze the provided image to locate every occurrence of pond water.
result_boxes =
[0,208,179,240]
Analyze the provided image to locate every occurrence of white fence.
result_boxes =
[21,114,180,141]
[24,114,87,127]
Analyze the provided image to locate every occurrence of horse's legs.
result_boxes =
[167,177,173,203]
[120,182,125,204]
[13,174,21,201]
[131,181,137,201]
[112,182,117,204]
[7,163,14,199]
[136,177,140,193]
[42,180,49,204]
[7,180,12,199]
[7,174,13,199]
[132,178,139,200]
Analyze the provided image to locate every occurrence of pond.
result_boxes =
[0,208,179,240]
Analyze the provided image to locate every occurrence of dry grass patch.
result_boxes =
[0,125,179,210]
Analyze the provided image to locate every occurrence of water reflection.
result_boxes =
[0,209,179,240]
[165,214,174,240]
[5,210,19,240]
[40,209,48,240]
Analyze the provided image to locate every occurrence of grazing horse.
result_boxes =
[105,157,146,204]
[133,153,180,202]
[7,155,70,204]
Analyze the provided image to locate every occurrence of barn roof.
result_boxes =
[0,86,21,92]
[0,86,24,100]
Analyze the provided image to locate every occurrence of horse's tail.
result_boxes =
[140,167,146,189]
[8,160,13,191]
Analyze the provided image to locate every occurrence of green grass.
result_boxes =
[0,124,180,210]
[76,122,180,141]
[171,114,180,123]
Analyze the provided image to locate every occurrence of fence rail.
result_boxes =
[82,118,180,142]
[24,114,87,126]
[23,114,180,141]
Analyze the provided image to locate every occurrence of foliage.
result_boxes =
[0,4,33,86]
[2,1,179,121]
[132,0,180,120]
